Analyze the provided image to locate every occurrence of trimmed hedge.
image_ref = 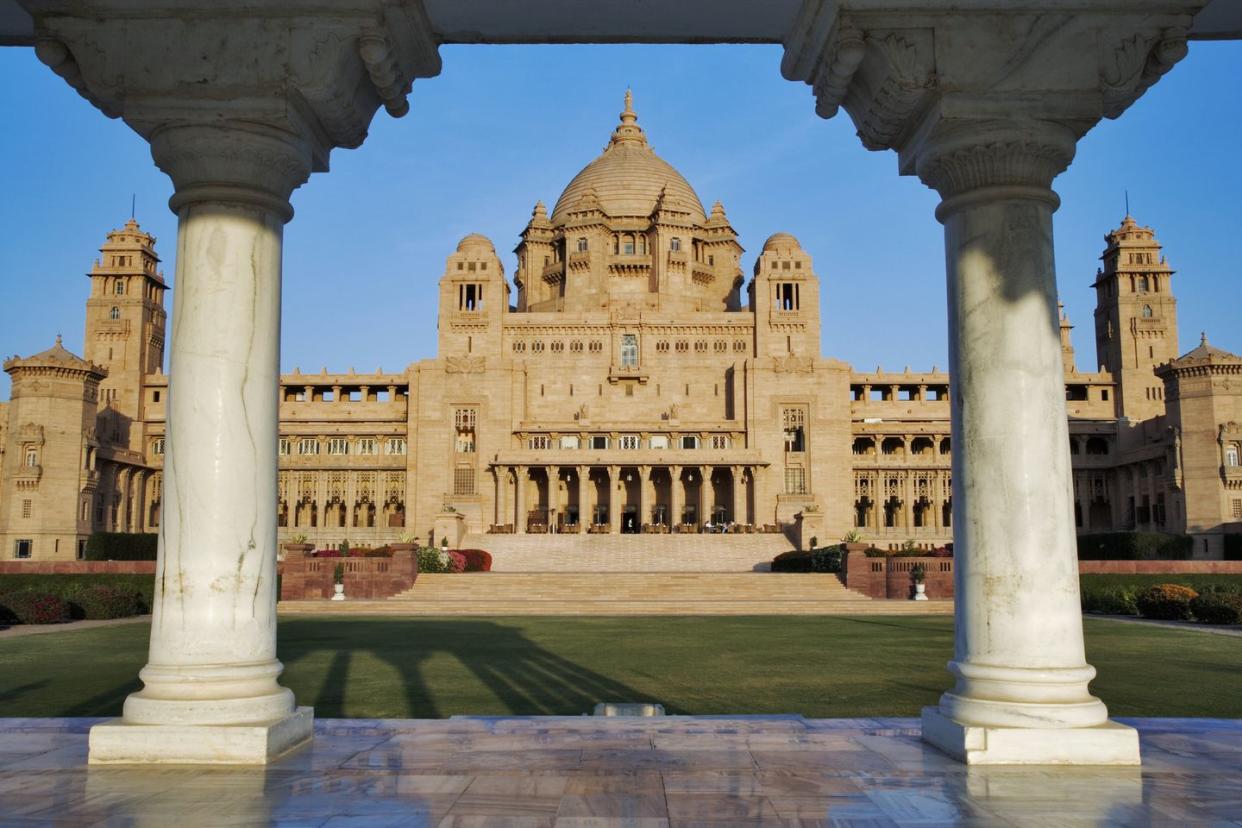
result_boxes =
[0,575,153,624]
[84,532,158,561]
[771,545,843,573]
[1190,589,1242,625]
[1076,532,1193,561]
[0,591,70,624]
[1136,584,1198,621]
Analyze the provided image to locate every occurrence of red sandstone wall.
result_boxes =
[843,553,954,600]
[280,550,417,600]
[1077,561,1242,574]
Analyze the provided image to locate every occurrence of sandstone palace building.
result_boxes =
[4,93,1242,560]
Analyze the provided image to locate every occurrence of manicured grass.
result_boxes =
[1,616,1240,719]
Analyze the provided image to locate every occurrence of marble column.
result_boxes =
[89,125,315,764]
[515,465,528,534]
[915,123,1138,764]
[698,465,709,527]
[493,468,502,526]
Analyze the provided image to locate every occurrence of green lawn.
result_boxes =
[2,616,1240,719]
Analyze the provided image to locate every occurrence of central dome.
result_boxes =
[551,91,706,224]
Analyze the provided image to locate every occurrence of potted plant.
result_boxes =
[282,533,313,562]
[910,563,928,601]
[391,533,418,553]
[331,562,346,601]
[841,529,869,554]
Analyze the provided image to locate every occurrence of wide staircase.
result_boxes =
[278,534,953,615]
[459,533,795,573]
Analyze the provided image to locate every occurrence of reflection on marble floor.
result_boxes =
[1,716,1240,826]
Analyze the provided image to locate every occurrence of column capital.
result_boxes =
[29,0,441,219]
[782,4,1197,189]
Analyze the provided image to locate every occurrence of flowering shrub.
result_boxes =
[1136,583,1199,621]
[312,546,395,558]
[0,591,70,624]
[1081,585,1138,616]
[313,549,343,558]
[1190,588,1242,625]
[457,549,493,572]
[447,551,467,573]
[416,547,453,573]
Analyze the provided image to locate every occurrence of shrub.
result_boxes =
[772,550,812,572]
[447,551,467,573]
[811,545,843,573]
[1081,584,1138,616]
[83,532,158,561]
[1136,583,1198,621]
[69,584,145,619]
[863,547,889,558]
[0,591,70,624]
[416,547,454,573]
[313,549,343,558]
[1190,588,1242,625]
[1077,532,1193,561]
[457,549,493,572]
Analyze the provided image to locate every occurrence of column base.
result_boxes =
[921,707,1140,765]
[88,706,314,765]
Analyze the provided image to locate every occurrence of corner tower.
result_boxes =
[1092,215,1178,421]
[83,218,167,453]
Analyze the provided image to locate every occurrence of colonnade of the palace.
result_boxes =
[94,464,161,535]
[492,464,756,533]
[30,0,1202,766]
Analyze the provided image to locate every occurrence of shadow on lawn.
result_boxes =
[279,619,649,718]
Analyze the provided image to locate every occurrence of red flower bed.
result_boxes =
[457,549,493,572]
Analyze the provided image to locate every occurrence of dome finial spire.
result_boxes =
[609,88,646,147]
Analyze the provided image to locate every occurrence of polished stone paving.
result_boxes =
[1,716,1240,826]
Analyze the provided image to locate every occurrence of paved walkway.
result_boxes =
[1086,613,1242,637]
[1,716,1238,825]
[0,615,150,640]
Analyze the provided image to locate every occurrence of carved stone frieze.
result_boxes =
[444,356,486,374]
[773,355,814,374]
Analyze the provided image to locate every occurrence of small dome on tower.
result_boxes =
[456,233,496,253]
[762,232,802,253]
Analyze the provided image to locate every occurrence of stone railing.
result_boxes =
[280,548,417,600]
[843,552,954,600]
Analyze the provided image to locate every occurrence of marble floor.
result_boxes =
[1,716,1240,826]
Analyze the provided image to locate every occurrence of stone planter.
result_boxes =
[331,583,345,601]
[390,542,416,553]
[281,542,314,563]
[913,582,928,601]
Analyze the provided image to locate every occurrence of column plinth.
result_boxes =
[916,125,1137,765]
[90,128,314,765]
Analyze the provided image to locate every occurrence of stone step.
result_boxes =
[391,573,865,602]
[458,533,796,573]
[279,599,954,616]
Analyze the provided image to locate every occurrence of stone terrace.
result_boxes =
[1,716,1239,825]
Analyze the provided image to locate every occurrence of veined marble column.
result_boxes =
[639,465,651,528]
[698,465,709,527]
[90,125,315,764]
[916,123,1138,765]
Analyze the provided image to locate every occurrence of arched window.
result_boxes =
[1142,304,1153,318]
[1227,444,1240,467]
[622,234,635,255]
[620,334,639,369]
[1137,275,1149,293]
[576,237,588,252]
[109,307,120,320]
[114,280,125,295]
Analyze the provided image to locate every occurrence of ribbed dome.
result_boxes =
[762,232,802,253]
[551,91,705,225]
[456,233,495,253]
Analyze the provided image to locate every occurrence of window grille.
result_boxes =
[327,438,349,455]
[299,438,320,455]
[711,435,731,450]
[784,468,807,495]
[528,435,552,450]
[385,438,406,455]
[619,435,640,450]
[453,467,476,496]
[620,334,639,368]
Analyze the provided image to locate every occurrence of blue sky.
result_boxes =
[1,42,1239,400]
